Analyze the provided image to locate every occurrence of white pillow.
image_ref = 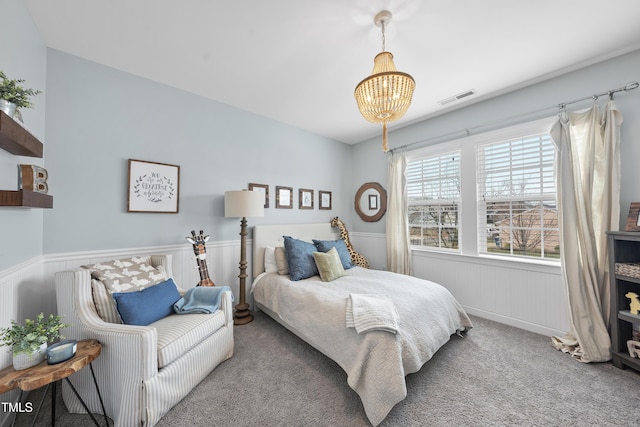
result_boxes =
[264,246,278,273]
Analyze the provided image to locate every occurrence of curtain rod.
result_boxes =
[558,81,639,109]
[389,80,639,154]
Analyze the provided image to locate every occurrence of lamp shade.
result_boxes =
[224,190,264,218]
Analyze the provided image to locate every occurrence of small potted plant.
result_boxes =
[0,312,68,370]
[0,70,42,118]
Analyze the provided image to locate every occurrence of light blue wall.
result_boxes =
[42,50,353,254]
[0,0,47,270]
[352,49,640,233]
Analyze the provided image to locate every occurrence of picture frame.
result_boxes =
[249,183,269,208]
[319,190,332,210]
[299,188,314,210]
[625,202,640,231]
[275,186,293,209]
[127,159,180,213]
[369,194,378,210]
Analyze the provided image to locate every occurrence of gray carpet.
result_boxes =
[13,312,640,426]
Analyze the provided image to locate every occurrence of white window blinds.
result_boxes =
[407,151,461,250]
[477,134,558,259]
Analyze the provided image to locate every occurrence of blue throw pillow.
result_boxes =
[313,239,354,269]
[112,278,181,326]
[283,236,319,281]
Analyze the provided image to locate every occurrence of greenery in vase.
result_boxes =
[0,70,42,109]
[0,313,68,356]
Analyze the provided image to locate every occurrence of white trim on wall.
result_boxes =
[42,240,249,305]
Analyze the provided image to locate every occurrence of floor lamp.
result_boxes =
[224,190,264,325]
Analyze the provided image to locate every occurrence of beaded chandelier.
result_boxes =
[354,10,415,152]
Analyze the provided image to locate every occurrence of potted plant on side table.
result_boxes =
[0,70,42,119]
[0,313,67,370]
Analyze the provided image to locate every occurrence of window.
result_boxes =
[407,151,461,250]
[405,116,559,263]
[477,133,559,259]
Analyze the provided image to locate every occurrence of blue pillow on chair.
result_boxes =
[313,239,354,269]
[112,278,181,326]
[283,236,319,281]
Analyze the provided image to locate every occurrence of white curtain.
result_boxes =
[386,152,412,275]
[550,101,623,362]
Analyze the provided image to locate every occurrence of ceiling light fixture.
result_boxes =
[354,10,415,152]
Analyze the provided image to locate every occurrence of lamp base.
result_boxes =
[234,302,253,325]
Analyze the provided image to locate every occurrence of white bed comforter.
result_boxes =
[251,267,473,425]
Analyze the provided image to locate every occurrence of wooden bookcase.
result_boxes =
[0,110,52,208]
[608,231,640,372]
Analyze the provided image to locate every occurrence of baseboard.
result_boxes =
[463,306,565,337]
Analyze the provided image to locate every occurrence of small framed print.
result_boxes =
[319,190,332,210]
[276,186,293,209]
[369,194,378,210]
[127,159,180,213]
[249,183,269,208]
[625,202,640,231]
[299,188,314,210]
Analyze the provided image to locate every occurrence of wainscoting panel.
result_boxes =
[412,250,567,336]
[351,232,568,337]
[349,232,387,270]
[0,240,253,346]
[0,257,45,426]
[43,241,252,308]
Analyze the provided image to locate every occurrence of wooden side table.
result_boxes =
[0,339,108,426]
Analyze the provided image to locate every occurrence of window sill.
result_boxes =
[411,247,561,274]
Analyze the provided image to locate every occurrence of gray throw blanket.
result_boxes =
[173,286,233,314]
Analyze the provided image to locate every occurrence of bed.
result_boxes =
[250,223,472,426]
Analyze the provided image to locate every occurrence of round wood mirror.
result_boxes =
[354,182,387,222]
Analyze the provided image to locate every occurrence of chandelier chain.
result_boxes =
[381,21,386,52]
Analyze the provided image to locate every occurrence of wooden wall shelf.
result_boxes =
[0,111,53,208]
[0,190,52,208]
[0,111,43,158]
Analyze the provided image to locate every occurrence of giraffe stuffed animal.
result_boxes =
[330,217,369,268]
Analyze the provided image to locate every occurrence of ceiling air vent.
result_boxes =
[438,89,476,106]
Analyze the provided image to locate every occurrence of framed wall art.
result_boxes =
[127,159,180,213]
[249,183,269,208]
[369,194,378,210]
[319,190,332,210]
[276,186,293,209]
[625,202,640,231]
[299,188,314,210]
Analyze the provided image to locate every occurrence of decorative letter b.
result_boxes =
[19,164,48,193]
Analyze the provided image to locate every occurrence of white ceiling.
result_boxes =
[23,0,640,144]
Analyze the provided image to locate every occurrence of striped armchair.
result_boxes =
[55,255,234,427]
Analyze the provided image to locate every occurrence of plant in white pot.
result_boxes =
[0,70,42,118]
[0,313,68,370]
